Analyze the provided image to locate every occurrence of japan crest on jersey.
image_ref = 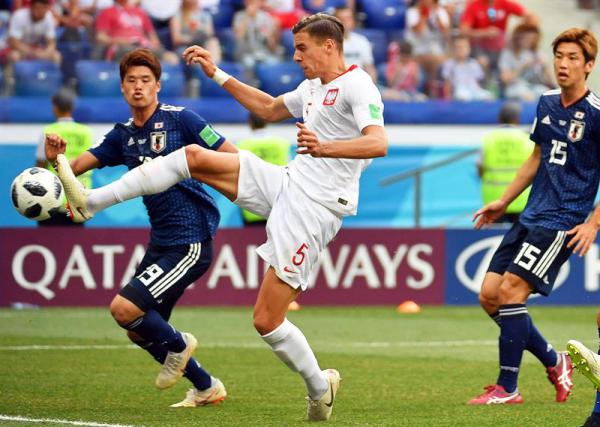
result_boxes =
[150,131,167,153]
[323,88,339,106]
[568,120,585,142]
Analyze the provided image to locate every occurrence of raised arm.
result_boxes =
[182,45,293,122]
[45,134,101,176]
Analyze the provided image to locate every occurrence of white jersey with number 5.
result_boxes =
[283,65,385,217]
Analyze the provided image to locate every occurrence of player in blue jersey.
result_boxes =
[44,48,236,407]
[468,27,600,407]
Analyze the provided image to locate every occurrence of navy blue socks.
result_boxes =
[496,304,530,393]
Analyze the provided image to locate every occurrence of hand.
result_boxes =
[566,222,599,257]
[296,122,325,157]
[182,45,217,77]
[472,200,507,229]
[45,133,67,166]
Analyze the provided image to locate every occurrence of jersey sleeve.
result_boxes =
[179,108,225,150]
[348,75,385,131]
[529,98,543,145]
[283,79,308,119]
[88,127,124,167]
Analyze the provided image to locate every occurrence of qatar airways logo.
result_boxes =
[454,236,570,297]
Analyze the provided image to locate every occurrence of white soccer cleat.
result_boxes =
[306,369,341,421]
[170,377,227,408]
[55,153,93,223]
[155,332,198,390]
[567,339,600,389]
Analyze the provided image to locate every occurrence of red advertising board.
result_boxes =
[0,228,445,306]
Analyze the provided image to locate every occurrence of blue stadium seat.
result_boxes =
[76,60,121,97]
[160,64,185,97]
[354,29,388,65]
[196,61,244,97]
[362,0,406,29]
[255,61,304,96]
[14,61,62,96]
[281,30,295,58]
[376,62,388,86]
[207,4,235,30]
[216,28,236,62]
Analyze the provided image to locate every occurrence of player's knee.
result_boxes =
[252,312,278,336]
[498,275,530,304]
[109,298,140,326]
[184,144,207,171]
[478,291,496,310]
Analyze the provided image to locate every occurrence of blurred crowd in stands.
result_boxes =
[0,0,587,101]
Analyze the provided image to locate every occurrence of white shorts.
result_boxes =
[235,150,342,290]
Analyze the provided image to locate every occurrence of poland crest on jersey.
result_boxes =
[323,88,339,105]
[568,120,585,142]
[150,131,167,153]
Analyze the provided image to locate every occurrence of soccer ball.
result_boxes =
[11,167,65,221]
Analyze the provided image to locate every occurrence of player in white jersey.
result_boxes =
[53,13,387,421]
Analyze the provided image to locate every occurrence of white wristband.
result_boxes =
[211,68,231,86]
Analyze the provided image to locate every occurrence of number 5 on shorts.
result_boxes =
[292,243,309,266]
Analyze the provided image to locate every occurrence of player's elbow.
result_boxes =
[374,137,388,158]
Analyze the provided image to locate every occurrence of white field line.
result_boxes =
[0,414,139,427]
[0,340,499,352]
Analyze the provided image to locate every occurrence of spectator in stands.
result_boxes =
[499,24,553,101]
[7,0,61,65]
[233,0,281,70]
[94,0,179,64]
[141,0,181,37]
[382,40,426,101]
[170,0,221,63]
[35,88,93,226]
[265,0,306,30]
[236,112,290,226]
[478,102,533,224]
[334,6,376,82]
[53,1,94,42]
[460,0,537,72]
[442,35,493,100]
[404,0,450,97]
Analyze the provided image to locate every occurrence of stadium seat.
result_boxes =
[354,29,388,65]
[207,4,235,30]
[216,28,237,62]
[160,63,185,97]
[362,0,406,29]
[255,61,304,96]
[281,30,295,58]
[14,61,62,96]
[76,60,121,97]
[376,62,388,86]
[196,61,244,97]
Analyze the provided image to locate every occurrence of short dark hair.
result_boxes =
[292,13,345,50]
[119,48,161,81]
[52,88,75,113]
[498,102,521,124]
[31,0,50,5]
[552,27,598,64]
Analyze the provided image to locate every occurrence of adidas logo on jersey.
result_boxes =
[127,137,135,146]
[542,115,551,125]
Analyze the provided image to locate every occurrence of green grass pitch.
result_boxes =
[0,306,597,426]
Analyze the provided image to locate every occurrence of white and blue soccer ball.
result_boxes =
[11,167,64,221]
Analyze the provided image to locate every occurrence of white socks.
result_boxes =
[87,147,191,214]
[261,318,328,400]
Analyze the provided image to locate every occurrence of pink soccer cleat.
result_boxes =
[468,384,524,405]
[546,351,574,402]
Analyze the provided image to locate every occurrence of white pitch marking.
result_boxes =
[0,414,139,427]
[0,339,500,352]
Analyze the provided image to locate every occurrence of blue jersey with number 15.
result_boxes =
[89,104,225,246]
[521,89,600,230]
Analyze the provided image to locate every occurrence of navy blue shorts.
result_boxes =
[487,222,573,296]
[119,239,213,320]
